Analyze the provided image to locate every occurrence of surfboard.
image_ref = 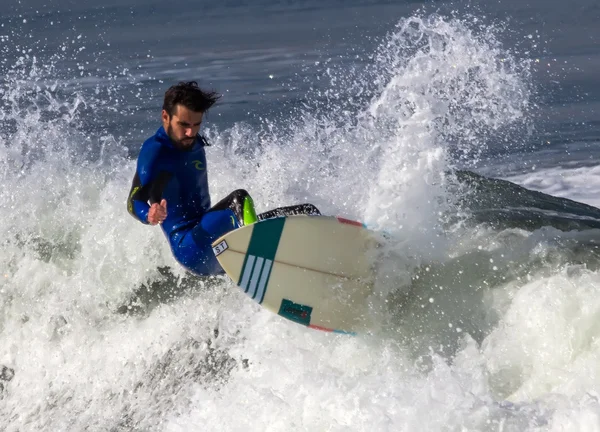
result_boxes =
[211,215,379,335]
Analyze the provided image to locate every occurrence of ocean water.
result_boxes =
[1,0,600,430]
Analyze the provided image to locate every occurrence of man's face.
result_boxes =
[162,104,204,149]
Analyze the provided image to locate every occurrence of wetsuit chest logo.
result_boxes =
[191,160,204,170]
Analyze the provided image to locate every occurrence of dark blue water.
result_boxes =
[3,0,598,156]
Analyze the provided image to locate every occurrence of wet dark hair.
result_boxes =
[162,81,221,116]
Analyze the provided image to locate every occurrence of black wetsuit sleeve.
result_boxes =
[127,171,173,224]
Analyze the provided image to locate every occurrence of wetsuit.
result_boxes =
[127,126,253,275]
[127,127,321,276]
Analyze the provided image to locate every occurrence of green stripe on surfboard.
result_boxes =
[246,216,286,259]
[238,217,286,302]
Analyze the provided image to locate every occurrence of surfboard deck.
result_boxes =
[212,215,379,335]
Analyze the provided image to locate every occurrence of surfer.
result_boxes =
[127,81,319,276]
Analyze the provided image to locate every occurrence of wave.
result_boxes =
[454,169,600,231]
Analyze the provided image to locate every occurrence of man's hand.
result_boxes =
[148,199,167,225]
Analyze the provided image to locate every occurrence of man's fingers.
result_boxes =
[147,201,167,225]
[159,200,167,223]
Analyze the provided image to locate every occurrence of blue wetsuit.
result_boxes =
[127,127,239,275]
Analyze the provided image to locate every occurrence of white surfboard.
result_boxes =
[211,215,379,335]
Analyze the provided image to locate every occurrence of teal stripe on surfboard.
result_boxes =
[238,217,286,304]
[247,217,286,258]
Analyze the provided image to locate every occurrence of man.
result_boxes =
[127,81,319,276]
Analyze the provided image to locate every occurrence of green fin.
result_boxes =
[242,196,258,225]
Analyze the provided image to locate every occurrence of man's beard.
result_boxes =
[167,125,196,149]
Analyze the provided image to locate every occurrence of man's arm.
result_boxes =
[127,172,152,224]
[127,143,173,224]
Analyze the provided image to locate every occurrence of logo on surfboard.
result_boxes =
[212,240,228,256]
[278,299,312,326]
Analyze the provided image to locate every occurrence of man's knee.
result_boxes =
[230,189,250,202]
